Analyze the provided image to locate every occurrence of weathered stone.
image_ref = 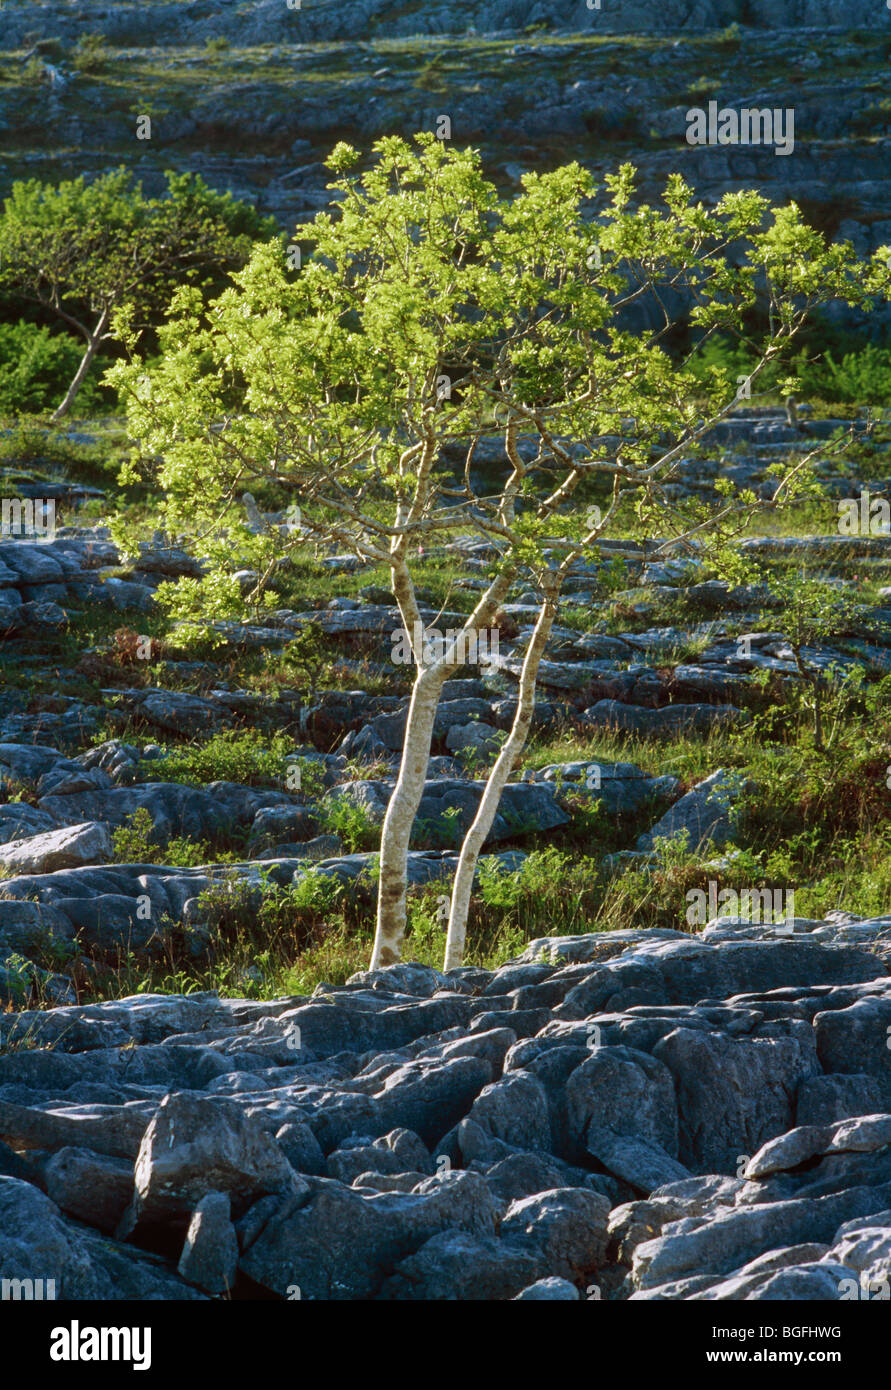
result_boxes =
[500,1188,611,1281]
[238,1170,499,1299]
[41,1146,134,1234]
[123,1091,302,1231]
[636,769,747,852]
[0,821,113,874]
[177,1191,239,1295]
[513,1276,581,1300]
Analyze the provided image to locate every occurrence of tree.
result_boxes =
[0,167,277,420]
[768,571,864,753]
[107,134,889,971]
[281,622,329,733]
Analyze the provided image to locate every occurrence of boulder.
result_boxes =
[0,821,113,874]
[177,1192,239,1295]
[636,769,747,852]
[122,1091,302,1232]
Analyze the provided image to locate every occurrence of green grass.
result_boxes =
[10,677,891,1006]
[135,729,315,789]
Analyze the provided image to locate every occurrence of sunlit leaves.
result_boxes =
[104,136,884,625]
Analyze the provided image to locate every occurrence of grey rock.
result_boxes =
[653,1026,818,1173]
[636,769,746,852]
[177,1191,239,1295]
[0,743,75,783]
[0,1097,153,1159]
[123,1090,302,1231]
[37,765,113,798]
[814,996,891,1086]
[826,1209,891,1275]
[461,1073,553,1156]
[0,821,113,874]
[584,1129,692,1195]
[274,1121,327,1176]
[445,721,503,757]
[500,1188,611,1281]
[514,1276,581,1300]
[41,1145,134,1234]
[37,781,299,841]
[682,1244,833,1301]
[797,1074,889,1126]
[474,1150,616,1205]
[238,1169,499,1299]
[566,1046,680,1164]
[328,1128,433,1185]
[633,1181,891,1292]
[0,803,57,844]
[327,777,568,848]
[379,1228,541,1300]
[0,1175,205,1301]
[583,701,744,738]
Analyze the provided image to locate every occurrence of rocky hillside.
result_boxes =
[2,1,890,293]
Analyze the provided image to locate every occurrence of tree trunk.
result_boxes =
[443,588,559,971]
[369,567,516,970]
[370,659,450,968]
[50,309,108,422]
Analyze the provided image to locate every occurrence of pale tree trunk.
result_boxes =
[369,565,516,969]
[370,659,450,968]
[443,584,560,971]
[50,308,109,422]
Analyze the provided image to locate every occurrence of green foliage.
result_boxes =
[111,806,216,866]
[685,76,719,101]
[769,570,862,652]
[280,622,329,702]
[0,319,108,415]
[21,58,48,87]
[716,21,743,47]
[806,344,891,404]
[30,686,891,1003]
[0,418,121,494]
[141,867,375,998]
[109,134,886,630]
[319,794,380,852]
[149,571,262,649]
[137,729,324,794]
[0,167,278,417]
[688,332,891,405]
[111,808,157,862]
[70,33,112,74]
[6,134,886,984]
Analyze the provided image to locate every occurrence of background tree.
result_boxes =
[107,134,889,971]
[281,622,329,733]
[0,167,277,420]
[768,570,864,752]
